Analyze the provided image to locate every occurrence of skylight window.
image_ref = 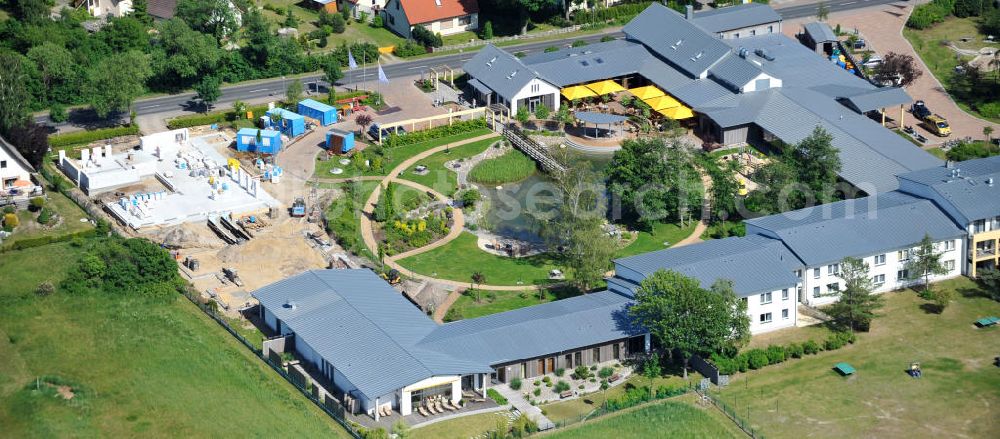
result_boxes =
[435,0,441,5]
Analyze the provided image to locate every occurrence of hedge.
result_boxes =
[710,331,858,375]
[486,388,508,405]
[48,125,141,148]
[167,104,271,129]
[906,0,955,29]
[0,228,98,252]
[573,1,655,25]
[383,118,488,147]
[602,383,689,412]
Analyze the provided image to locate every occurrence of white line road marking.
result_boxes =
[407,65,427,70]
[841,1,857,4]
[249,88,268,92]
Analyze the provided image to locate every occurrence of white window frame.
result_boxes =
[781,288,789,301]
[826,283,840,294]
[812,286,820,298]
[872,274,885,287]
[759,312,772,324]
[898,249,910,262]
[944,260,955,271]
[827,263,839,275]
[813,268,820,279]
[760,292,772,305]
[781,308,789,320]
[874,254,886,266]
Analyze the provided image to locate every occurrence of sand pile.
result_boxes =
[155,225,223,249]
[214,219,327,289]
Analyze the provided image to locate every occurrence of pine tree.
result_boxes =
[829,257,883,332]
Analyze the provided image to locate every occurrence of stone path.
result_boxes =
[493,384,555,431]
[431,289,463,323]
[673,169,713,248]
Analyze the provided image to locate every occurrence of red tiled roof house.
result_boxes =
[383,0,479,40]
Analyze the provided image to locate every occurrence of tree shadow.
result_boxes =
[919,302,944,314]
[956,286,986,298]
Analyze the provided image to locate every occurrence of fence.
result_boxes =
[697,389,765,439]
[432,25,584,53]
[177,288,363,439]
[690,354,729,386]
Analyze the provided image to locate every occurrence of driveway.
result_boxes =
[783,3,1000,144]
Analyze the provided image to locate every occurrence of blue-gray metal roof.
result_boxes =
[840,87,913,114]
[623,3,732,78]
[721,34,870,94]
[252,270,490,400]
[521,40,650,87]
[709,54,767,91]
[614,235,803,297]
[745,191,966,265]
[803,22,838,44]
[467,77,491,95]
[462,44,549,101]
[692,3,782,34]
[417,291,641,366]
[575,111,629,124]
[896,156,1000,224]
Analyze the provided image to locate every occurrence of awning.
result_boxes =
[657,106,695,120]
[585,80,626,96]
[574,111,629,125]
[628,85,665,100]
[467,78,492,96]
[643,95,681,111]
[561,85,598,100]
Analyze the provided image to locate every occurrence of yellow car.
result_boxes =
[925,115,951,137]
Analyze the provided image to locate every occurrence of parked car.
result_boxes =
[911,100,932,120]
[861,56,883,69]
[367,123,406,141]
[853,39,866,50]
[925,114,952,137]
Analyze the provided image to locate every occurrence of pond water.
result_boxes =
[473,149,612,243]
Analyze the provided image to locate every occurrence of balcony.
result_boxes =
[973,247,997,260]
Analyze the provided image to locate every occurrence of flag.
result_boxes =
[377,62,389,84]
[347,49,358,70]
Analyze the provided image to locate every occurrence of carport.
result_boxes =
[841,87,912,127]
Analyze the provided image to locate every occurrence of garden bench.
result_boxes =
[608,373,620,383]
[560,390,573,399]
[834,362,856,376]
[974,316,999,327]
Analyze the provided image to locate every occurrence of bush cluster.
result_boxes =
[906,0,955,29]
[49,125,140,148]
[167,104,270,129]
[602,383,688,412]
[393,40,427,57]
[486,388,508,405]
[573,1,654,25]
[411,26,443,48]
[383,118,487,148]
[710,332,858,375]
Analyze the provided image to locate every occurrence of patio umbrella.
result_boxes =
[642,95,681,111]
[561,85,598,101]
[657,106,695,120]
[628,85,665,100]
[585,80,625,96]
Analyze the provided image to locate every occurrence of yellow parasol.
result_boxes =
[657,106,695,120]
[585,80,626,96]
[561,85,598,101]
[642,95,682,111]
[628,85,665,100]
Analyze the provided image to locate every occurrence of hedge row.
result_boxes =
[383,118,488,147]
[906,0,955,29]
[0,228,98,252]
[602,383,689,412]
[48,125,141,148]
[710,331,857,375]
[167,104,271,129]
[573,1,655,25]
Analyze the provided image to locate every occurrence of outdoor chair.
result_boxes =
[443,400,457,411]
[418,406,429,417]
[435,400,445,413]
[426,401,438,414]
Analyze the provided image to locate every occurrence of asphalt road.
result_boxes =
[36,0,905,128]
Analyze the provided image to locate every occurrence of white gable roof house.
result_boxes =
[0,134,42,207]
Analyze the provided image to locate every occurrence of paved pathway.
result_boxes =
[673,169,713,248]
[431,289,463,323]
[493,383,555,431]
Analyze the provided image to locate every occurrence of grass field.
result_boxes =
[411,411,513,439]
[927,146,947,160]
[449,287,576,320]
[0,243,347,437]
[468,148,538,185]
[396,231,563,286]
[262,0,403,48]
[324,180,378,257]
[711,278,1000,438]
[314,129,494,178]
[615,221,697,258]
[400,137,501,196]
[541,374,695,423]
[903,17,1000,124]
[542,398,742,439]
[2,190,94,250]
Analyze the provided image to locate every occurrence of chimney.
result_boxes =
[945,160,953,168]
[988,178,994,187]
[686,4,694,20]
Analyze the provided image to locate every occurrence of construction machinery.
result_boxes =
[291,197,306,218]
[222,267,244,287]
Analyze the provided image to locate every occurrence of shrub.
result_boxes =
[459,188,480,207]
[600,35,615,42]
[747,349,769,370]
[598,367,614,379]
[533,380,541,386]
[49,103,68,123]
[802,339,822,355]
[554,380,571,393]
[383,118,488,147]
[37,208,53,225]
[486,388,508,405]
[554,367,565,377]
[510,377,522,390]
[393,40,427,57]
[411,25,443,47]
[371,15,383,28]
[29,197,45,211]
[3,213,19,228]
[49,125,140,148]
[542,375,551,383]
[482,20,494,39]
[574,365,591,380]
[977,102,1000,119]
[571,39,588,47]
[36,281,55,296]
[544,46,559,53]
[765,345,786,365]
[533,387,541,396]
[787,342,805,359]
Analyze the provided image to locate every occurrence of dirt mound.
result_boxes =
[155,225,222,249]
[213,219,328,289]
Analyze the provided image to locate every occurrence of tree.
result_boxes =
[100,16,151,53]
[471,272,485,302]
[929,288,955,313]
[48,103,68,123]
[641,352,661,397]
[152,19,224,90]
[27,42,76,102]
[976,269,1000,301]
[605,136,702,230]
[786,126,841,204]
[4,121,49,168]
[953,0,984,18]
[232,100,248,119]
[372,14,383,28]
[482,20,494,40]
[506,0,560,35]
[829,257,883,332]
[0,52,32,132]
[85,50,152,118]
[534,104,550,120]
[374,183,395,222]
[194,75,221,110]
[286,78,304,104]
[564,221,617,293]
[330,13,346,33]
[629,270,750,379]
[515,106,530,124]
[355,113,374,135]
[130,0,153,25]
[321,56,344,85]
[176,0,239,40]
[14,0,51,23]
[874,52,923,88]
[284,8,298,28]
[906,234,948,295]
[984,126,994,142]
[816,1,829,21]
[707,158,741,223]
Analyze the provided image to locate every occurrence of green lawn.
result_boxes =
[2,190,94,250]
[615,222,697,258]
[711,277,1000,438]
[542,398,741,439]
[449,288,576,320]
[541,374,695,424]
[927,146,948,160]
[314,129,494,178]
[262,0,403,48]
[468,147,538,185]
[903,17,1000,124]
[396,231,563,286]
[0,243,348,437]
[324,180,378,257]
[399,137,501,196]
[411,411,514,439]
